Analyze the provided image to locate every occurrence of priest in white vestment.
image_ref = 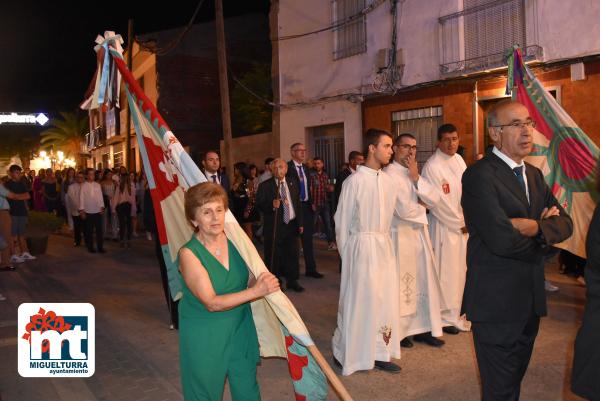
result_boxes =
[421,125,470,333]
[386,133,448,348]
[333,129,401,375]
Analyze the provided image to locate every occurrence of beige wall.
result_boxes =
[219,133,274,170]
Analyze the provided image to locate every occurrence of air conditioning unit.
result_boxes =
[376,48,404,70]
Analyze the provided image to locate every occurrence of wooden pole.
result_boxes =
[307,345,354,401]
[215,0,234,181]
[125,18,134,172]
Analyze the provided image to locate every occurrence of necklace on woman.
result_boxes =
[198,234,224,257]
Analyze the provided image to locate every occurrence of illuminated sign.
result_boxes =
[0,113,49,126]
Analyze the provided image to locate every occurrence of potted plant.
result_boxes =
[25,211,65,255]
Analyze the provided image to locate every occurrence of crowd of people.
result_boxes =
[177,100,597,401]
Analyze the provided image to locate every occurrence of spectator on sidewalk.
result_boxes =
[1,175,30,270]
[258,157,274,185]
[62,168,76,230]
[334,151,364,213]
[32,169,46,211]
[310,157,336,251]
[112,173,136,248]
[67,172,85,247]
[5,165,35,264]
[100,170,118,240]
[79,168,106,253]
[42,168,59,215]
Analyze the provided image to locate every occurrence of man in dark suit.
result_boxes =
[334,151,364,213]
[201,150,230,192]
[287,143,323,278]
[257,158,304,292]
[461,100,573,401]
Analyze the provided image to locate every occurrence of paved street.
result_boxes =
[0,233,588,401]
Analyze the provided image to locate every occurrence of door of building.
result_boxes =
[311,123,345,180]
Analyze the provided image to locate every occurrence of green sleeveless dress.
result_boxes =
[179,235,261,401]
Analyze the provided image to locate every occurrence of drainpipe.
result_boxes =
[472,80,479,161]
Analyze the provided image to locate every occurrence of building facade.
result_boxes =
[83,13,271,171]
[274,0,600,171]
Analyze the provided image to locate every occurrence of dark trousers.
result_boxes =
[472,315,540,401]
[72,215,84,246]
[116,203,133,241]
[300,202,317,273]
[314,203,334,243]
[266,219,300,284]
[84,212,104,251]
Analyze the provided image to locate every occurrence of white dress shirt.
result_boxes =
[492,146,529,202]
[293,161,308,202]
[79,181,105,214]
[277,178,296,221]
[204,171,221,185]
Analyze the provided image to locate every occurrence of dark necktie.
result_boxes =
[211,174,217,183]
[513,166,526,194]
[297,166,306,201]
[280,182,291,224]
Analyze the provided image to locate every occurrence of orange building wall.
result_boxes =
[362,59,600,166]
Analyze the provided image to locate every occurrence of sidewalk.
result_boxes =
[0,233,588,401]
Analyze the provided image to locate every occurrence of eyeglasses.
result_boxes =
[397,144,418,151]
[292,148,306,152]
[491,120,537,131]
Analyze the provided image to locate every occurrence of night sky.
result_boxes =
[0,0,270,113]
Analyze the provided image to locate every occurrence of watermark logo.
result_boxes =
[18,303,95,377]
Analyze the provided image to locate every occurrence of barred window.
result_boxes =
[392,106,443,165]
[332,0,367,60]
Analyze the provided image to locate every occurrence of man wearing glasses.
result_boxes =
[386,134,447,350]
[287,143,324,280]
[461,100,573,400]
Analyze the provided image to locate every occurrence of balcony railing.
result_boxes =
[439,0,542,76]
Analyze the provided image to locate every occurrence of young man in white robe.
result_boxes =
[421,124,470,334]
[333,129,401,375]
[386,133,447,348]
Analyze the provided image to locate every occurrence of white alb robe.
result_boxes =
[422,149,470,330]
[385,161,447,339]
[333,166,401,376]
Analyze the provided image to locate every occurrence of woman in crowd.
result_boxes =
[33,169,46,211]
[230,162,254,239]
[111,173,136,248]
[572,170,600,401]
[101,169,117,240]
[42,168,59,214]
[62,168,76,230]
[245,164,260,237]
[178,182,279,400]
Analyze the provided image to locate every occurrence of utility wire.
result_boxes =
[276,0,387,41]
[136,0,206,55]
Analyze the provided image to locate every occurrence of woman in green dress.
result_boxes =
[179,182,280,401]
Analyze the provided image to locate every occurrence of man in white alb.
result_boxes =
[386,133,447,348]
[333,129,401,375]
[422,124,470,334]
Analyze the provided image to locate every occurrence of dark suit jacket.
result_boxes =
[572,205,600,399]
[286,161,313,204]
[334,168,352,213]
[256,177,303,234]
[461,151,573,323]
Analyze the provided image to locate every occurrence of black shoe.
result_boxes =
[286,282,305,292]
[305,271,324,279]
[413,332,445,347]
[1,265,16,271]
[98,249,107,254]
[374,360,401,374]
[443,326,460,335]
[400,337,414,348]
[74,242,80,247]
[88,248,96,253]
[332,356,342,369]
